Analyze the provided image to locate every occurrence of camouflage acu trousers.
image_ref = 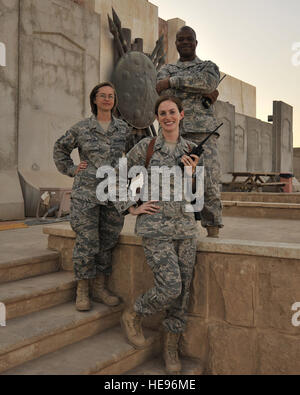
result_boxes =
[134,237,197,333]
[70,198,124,280]
[183,132,223,228]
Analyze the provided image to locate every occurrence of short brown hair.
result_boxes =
[90,82,118,116]
[154,96,183,115]
[176,26,197,40]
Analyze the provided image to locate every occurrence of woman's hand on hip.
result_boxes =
[129,201,160,216]
[75,161,88,175]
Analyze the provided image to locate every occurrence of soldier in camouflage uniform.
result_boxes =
[157,26,223,238]
[114,96,199,374]
[53,82,131,311]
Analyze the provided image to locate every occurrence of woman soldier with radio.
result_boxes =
[113,96,200,374]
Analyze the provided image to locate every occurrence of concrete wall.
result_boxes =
[0,0,24,220]
[18,0,100,174]
[218,73,256,118]
[293,148,300,179]
[165,18,185,64]
[46,227,300,375]
[234,113,248,172]
[215,100,291,180]
[273,101,293,173]
[215,101,235,180]
[0,0,101,218]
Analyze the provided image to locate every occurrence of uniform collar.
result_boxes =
[89,114,117,135]
[154,134,192,157]
[176,55,202,68]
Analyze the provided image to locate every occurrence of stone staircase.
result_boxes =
[221,192,300,219]
[0,248,200,375]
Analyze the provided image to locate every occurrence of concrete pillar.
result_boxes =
[218,75,256,119]
[0,0,24,220]
[272,101,293,173]
[293,148,300,180]
[261,122,273,172]
[166,18,185,64]
[215,101,235,181]
[246,117,262,172]
[234,114,247,172]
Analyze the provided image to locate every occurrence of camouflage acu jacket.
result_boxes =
[53,115,130,204]
[114,135,199,240]
[157,56,220,134]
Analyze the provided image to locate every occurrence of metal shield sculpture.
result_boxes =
[112,51,158,129]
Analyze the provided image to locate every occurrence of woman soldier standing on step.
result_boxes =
[53,82,130,312]
[113,96,200,374]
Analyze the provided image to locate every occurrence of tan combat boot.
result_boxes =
[93,273,120,307]
[121,307,149,349]
[76,279,91,311]
[163,331,182,374]
[206,226,219,238]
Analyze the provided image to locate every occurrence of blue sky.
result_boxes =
[151,0,300,147]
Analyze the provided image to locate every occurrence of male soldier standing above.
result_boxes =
[156,26,223,237]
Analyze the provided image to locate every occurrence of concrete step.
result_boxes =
[2,326,161,375]
[222,200,300,220]
[0,301,123,373]
[221,192,300,204]
[0,272,76,320]
[0,250,60,285]
[126,356,204,375]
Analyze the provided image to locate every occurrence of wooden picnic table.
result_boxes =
[223,172,286,192]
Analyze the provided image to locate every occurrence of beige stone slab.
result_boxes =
[0,302,122,373]
[0,222,60,283]
[126,356,203,375]
[0,272,76,320]
[197,239,300,260]
[188,254,209,319]
[0,254,60,285]
[0,224,57,265]
[0,171,24,221]
[207,323,257,375]
[43,213,300,245]
[180,318,208,363]
[0,251,60,270]
[207,254,255,327]
[43,224,75,238]
[221,201,236,207]
[222,200,300,209]
[223,205,300,220]
[219,216,300,244]
[222,192,300,204]
[2,327,160,375]
[237,201,300,209]
[258,330,300,374]
[44,220,300,259]
[256,258,300,334]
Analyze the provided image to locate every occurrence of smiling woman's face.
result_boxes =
[94,85,115,112]
[156,100,184,133]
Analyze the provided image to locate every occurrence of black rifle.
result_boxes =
[180,122,223,221]
[202,75,227,109]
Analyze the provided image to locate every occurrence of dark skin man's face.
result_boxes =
[175,29,198,61]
